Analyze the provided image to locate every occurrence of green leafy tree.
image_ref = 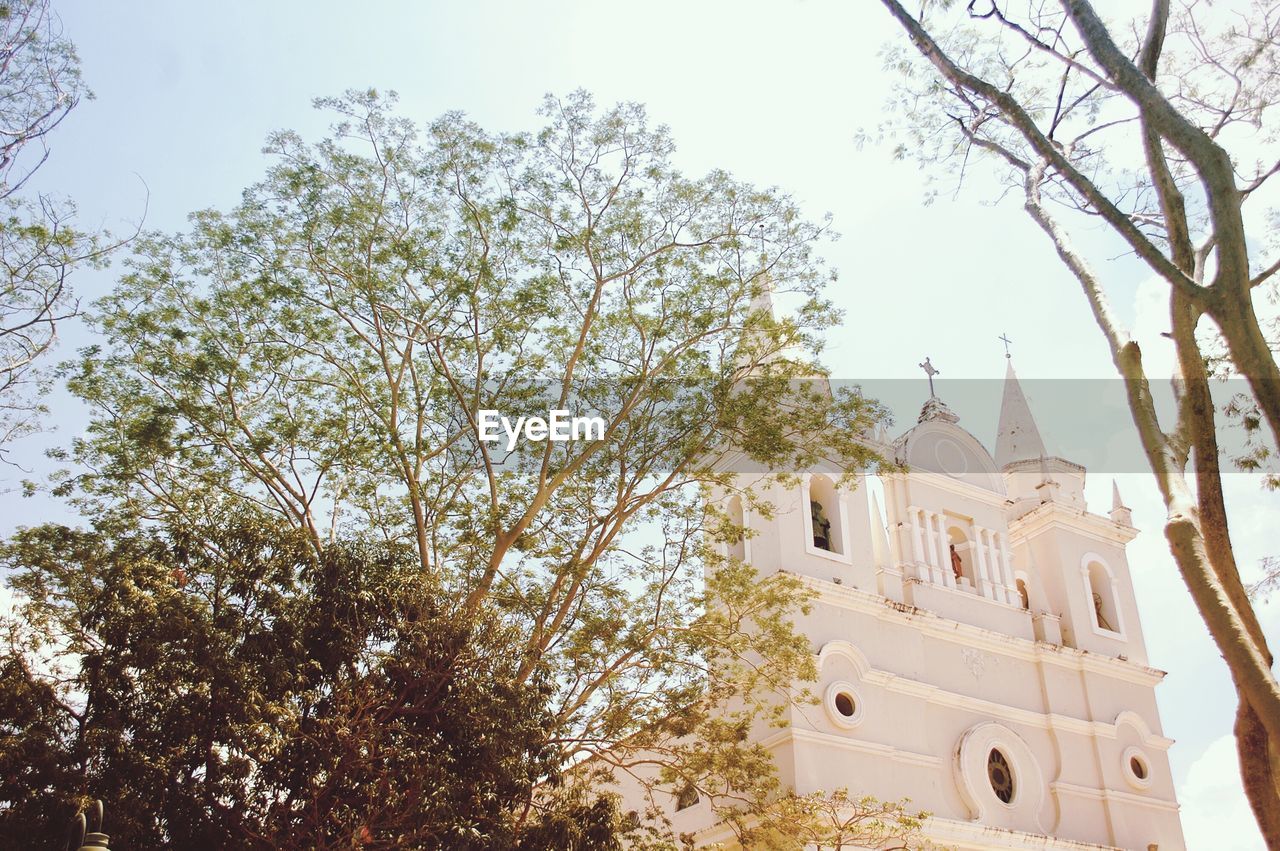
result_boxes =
[728,789,929,850]
[872,0,1280,838]
[0,0,114,457]
[0,514,635,849]
[57,91,889,842]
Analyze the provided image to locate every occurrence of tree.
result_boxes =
[0,514,632,849]
[872,0,1280,839]
[0,0,110,458]
[726,789,929,850]
[58,90,889,841]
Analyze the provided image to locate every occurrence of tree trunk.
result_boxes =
[1237,698,1280,846]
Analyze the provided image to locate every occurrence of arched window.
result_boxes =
[1016,578,1030,610]
[1083,555,1124,636]
[675,784,699,811]
[947,525,972,582]
[726,495,746,562]
[806,474,844,555]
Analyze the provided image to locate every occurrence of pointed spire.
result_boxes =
[737,273,805,367]
[735,275,778,369]
[870,492,891,569]
[1110,479,1133,526]
[748,273,775,318]
[995,358,1047,469]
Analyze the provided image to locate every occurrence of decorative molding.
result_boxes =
[961,647,998,681]
[954,722,1046,831]
[883,468,1009,507]
[813,640,1175,750]
[1009,501,1139,546]
[758,726,940,768]
[1050,781,1178,814]
[817,640,871,678]
[801,577,1167,688]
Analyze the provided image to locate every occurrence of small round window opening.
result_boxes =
[824,682,863,729]
[1122,747,1153,789]
[987,748,1015,804]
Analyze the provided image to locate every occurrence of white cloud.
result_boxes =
[1179,735,1265,850]
[1130,273,1179,379]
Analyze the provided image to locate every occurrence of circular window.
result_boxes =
[1123,746,1152,790]
[987,748,1015,804]
[824,681,864,729]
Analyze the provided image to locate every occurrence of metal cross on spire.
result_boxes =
[999,332,1013,359]
[918,356,940,397]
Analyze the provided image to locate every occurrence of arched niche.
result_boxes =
[804,472,846,558]
[1081,552,1125,638]
[947,523,974,583]
[1016,576,1031,610]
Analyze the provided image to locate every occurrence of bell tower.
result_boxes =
[996,359,1148,664]
[616,322,1185,850]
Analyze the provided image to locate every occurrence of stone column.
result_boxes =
[984,531,1006,603]
[973,525,993,599]
[909,507,925,579]
[998,533,1017,605]
[921,510,936,583]
[934,513,954,588]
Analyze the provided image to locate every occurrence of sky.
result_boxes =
[5,1,1279,846]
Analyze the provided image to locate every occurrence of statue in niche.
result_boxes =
[949,543,964,581]
[1093,592,1115,632]
[810,500,832,551]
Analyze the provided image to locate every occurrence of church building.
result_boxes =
[616,357,1186,849]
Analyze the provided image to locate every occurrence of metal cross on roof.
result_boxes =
[999,332,1013,359]
[918,356,940,397]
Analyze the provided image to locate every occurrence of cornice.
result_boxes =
[759,726,941,767]
[1051,781,1180,814]
[883,469,1010,508]
[1007,501,1139,546]
[797,575,1166,688]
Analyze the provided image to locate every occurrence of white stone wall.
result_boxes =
[618,408,1184,849]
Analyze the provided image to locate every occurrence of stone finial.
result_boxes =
[1110,479,1134,526]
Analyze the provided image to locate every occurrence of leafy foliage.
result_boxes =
[0,514,635,849]
[730,789,929,850]
[53,88,889,835]
[0,0,111,457]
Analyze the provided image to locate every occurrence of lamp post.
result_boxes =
[68,800,109,851]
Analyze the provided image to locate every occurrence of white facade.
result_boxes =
[617,362,1185,850]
